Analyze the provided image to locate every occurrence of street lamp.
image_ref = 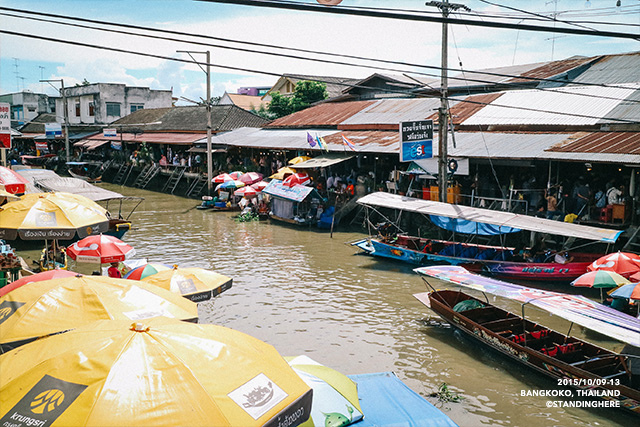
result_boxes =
[40,79,70,163]
[176,50,213,194]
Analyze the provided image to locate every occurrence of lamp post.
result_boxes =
[40,79,70,163]
[176,50,213,194]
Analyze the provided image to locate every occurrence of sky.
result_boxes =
[1,0,639,105]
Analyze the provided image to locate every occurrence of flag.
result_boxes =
[318,135,329,152]
[306,132,316,147]
[341,134,357,151]
[315,134,324,151]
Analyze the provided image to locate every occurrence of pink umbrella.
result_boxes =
[66,234,136,264]
[239,172,263,185]
[234,186,258,198]
[251,181,269,191]
[212,173,233,183]
[0,269,78,297]
[587,251,640,278]
[228,171,244,180]
[283,172,312,188]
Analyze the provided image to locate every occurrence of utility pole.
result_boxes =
[41,79,70,163]
[177,50,213,195]
[426,1,469,203]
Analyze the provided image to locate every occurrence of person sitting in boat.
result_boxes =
[108,262,122,278]
[554,251,574,264]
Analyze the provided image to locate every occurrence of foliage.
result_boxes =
[266,80,328,119]
[252,104,274,120]
[429,383,462,405]
[75,79,91,87]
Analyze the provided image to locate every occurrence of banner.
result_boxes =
[103,128,117,137]
[45,123,62,139]
[0,103,11,149]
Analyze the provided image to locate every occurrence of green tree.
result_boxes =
[267,80,328,119]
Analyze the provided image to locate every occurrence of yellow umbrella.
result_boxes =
[0,318,313,427]
[288,156,311,165]
[0,275,197,351]
[286,355,363,427]
[0,192,109,241]
[140,265,233,302]
[269,167,296,180]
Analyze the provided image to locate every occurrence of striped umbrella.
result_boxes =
[234,186,258,198]
[215,180,245,191]
[212,173,234,183]
[571,270,630,302]
[609,283,640,300]
[124,263,173,280]
[239,172,263,185]
[228,171,244,180]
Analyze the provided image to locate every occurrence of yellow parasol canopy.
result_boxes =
[0,192,109,241]
[140,266,233,302]
[0,275,197,351]
[0,318,312,427]
[288,156,311,165]
[269,167,297,180]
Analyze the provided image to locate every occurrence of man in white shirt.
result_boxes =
[607,185,623,205]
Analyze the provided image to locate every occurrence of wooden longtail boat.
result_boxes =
[353,192,623,283]
[414,266,640,416]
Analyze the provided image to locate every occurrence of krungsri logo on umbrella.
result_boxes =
[30,389,65,414]
[228,373,288,420]
[0,301,25,324]
[35,212,57,227]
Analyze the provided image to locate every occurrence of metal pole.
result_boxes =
[60,79,70,163]
[438,3,449,203]
[206,51,213,195]
[427,1,469,203]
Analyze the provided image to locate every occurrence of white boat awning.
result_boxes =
[358,192,622,243]
[290,155,355,169]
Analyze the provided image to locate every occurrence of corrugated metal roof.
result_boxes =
[341,98,443,126]
[112,105,269,132]
[573,52,640,85]
[461,83,640,126]
[206,128,337,151]
[439,93,504,125]
[508,56,594,84]
[547,131,640,155]
[84,132,204,145]
[266,100,375,128]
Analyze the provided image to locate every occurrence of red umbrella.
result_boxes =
[587,251,640,278]
[0,269,78,297]
[251,181,269,191]
[212,173,233,183]
[283,172,312,188]
[228,171,244,180]
[66,234,136,264]
[234,186,258,197]
[0,166,29,194]
[239,172,263,185]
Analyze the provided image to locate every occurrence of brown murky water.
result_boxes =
[17,184,635,427]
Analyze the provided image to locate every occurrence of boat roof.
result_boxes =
[415,265,640,347]
[262,180,322,202]
[15,169,125,202]
[357,192,622,243]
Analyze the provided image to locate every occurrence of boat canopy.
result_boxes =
[289,154,355,169]
[429,215,521,236]
[415,265,640,347]
[358,192,622,243]
[15,169,125,202]
[263,180,322,203]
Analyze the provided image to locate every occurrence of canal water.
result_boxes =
[17,184,634,427]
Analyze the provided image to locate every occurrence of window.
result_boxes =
[88,102,95,116]
[75,102,80,116]
[130,104,144,113]
[106,102,121,116]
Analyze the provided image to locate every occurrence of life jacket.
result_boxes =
[531,329,549,340]
[541,346,558,357]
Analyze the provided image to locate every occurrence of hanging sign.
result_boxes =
[103,128,117,137]
[45,122,63,139]
[399,120,433,162]
[0,103,11,149]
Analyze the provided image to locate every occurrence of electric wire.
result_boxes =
[3,7,640,103]
[2,28,638,125]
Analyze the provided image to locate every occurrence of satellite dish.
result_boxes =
[317,0,343,5]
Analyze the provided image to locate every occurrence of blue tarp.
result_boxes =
[347,372,458,427]
[429,215,520,236]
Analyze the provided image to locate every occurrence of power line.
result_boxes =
[3,7,638,99]
[1,28,637,125]
[196,0,640,40]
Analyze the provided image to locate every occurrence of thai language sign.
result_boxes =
[0,103,11,149]
[399,120,433,162]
